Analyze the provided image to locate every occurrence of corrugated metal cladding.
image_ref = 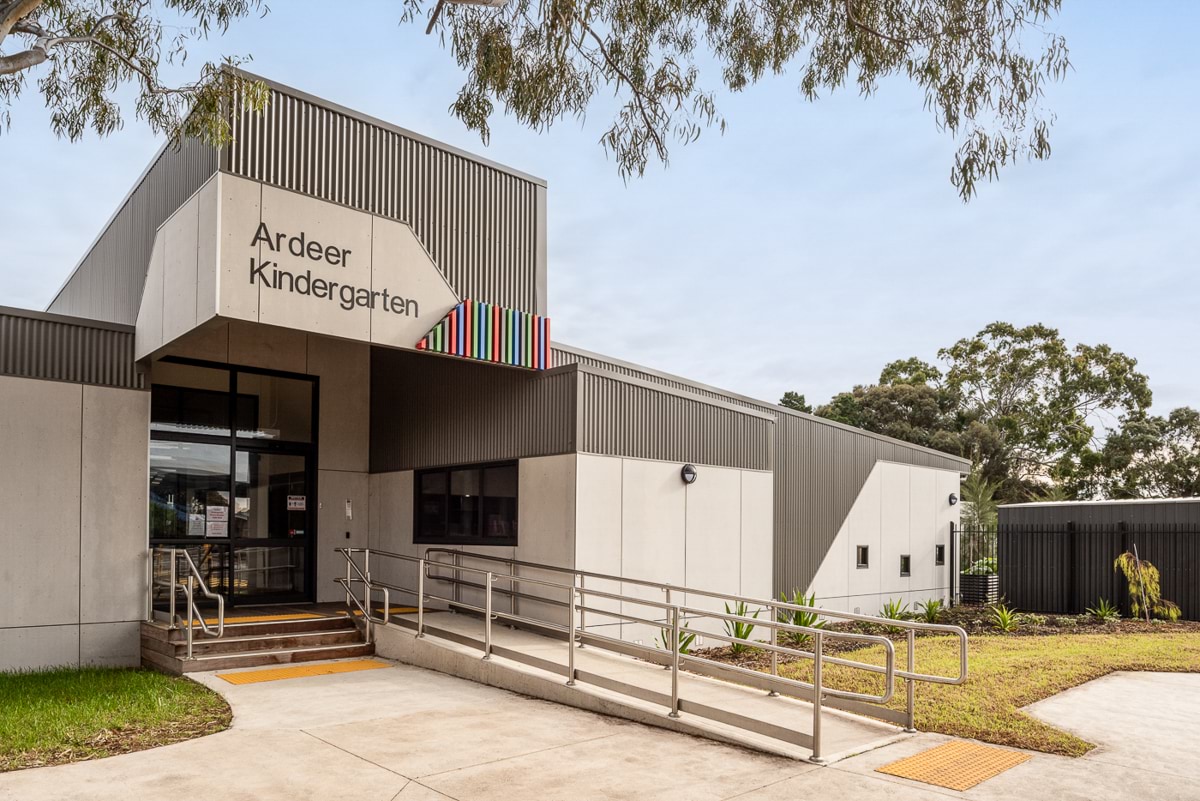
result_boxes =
[576,371,773,471]
[1000,500,1200,527]
[48,75,546,325]
[772,414,966,594]
[553,347,766,412]
[0,309,142,389]
[369,348,575,472]
[553,345,970,595]
[46,136,218,324]
[227,82,544,313]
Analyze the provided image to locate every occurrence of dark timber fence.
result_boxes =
[963,523,1199,620]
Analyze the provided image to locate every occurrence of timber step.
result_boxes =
[140,614,373,675]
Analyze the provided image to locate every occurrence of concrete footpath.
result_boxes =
[0,663,1197,801]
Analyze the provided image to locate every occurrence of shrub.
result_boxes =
[777,590,826,646]
[964,557,998,576]
[990,603,1020,633]
[724,601,760,655]
[915,598,944,624]
[657,623,697,655]
[1021,613,1048,627]
[1085,598,1120,623]
[1114,552,1180,622]
[879,598,910,634]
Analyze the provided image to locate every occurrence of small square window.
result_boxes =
[856,545,869,569]
[935,544,946,566]
[900,554,911,577]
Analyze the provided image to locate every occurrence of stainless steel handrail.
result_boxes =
[333,546,960,762]
[423,547,968,689]
[146,546,226,660]
[334,550,391,644]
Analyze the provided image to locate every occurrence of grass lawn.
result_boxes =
[774,632,1200,756]
[0,668,231,772]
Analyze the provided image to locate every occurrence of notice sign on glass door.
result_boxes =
[206,506,229,538]
[287,495,307,511]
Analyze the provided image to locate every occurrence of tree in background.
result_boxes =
[782,322,1157,502]
[3,1,1070,199]
[779,391,812,414]
[0,0,267,144]
[815,382,963,456]
[939,322,1152,499]
[1080,407,1200,499]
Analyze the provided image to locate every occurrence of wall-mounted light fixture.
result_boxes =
[948,493,959,506]
[680,464,699,485]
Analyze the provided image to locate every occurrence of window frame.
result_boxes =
[855,545,870,569]
[413,460,519,547]
[935,544,946,566]
[899,554,912,577]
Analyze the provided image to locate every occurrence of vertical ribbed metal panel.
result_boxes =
[227,85,542,312]
[46,137,219,324]
[0,309,142,389]
[576,370,773,470]
[369,348,575,472]
[772,412,968,595]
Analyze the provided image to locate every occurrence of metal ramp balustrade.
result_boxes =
[336,547,969,763]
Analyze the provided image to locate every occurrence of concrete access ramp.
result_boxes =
[373,611,905,763]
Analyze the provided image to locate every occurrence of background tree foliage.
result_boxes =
[3,1,1069,199]
[0,0,266,143]
[783,322,1197,503]
[414,0,1070,198]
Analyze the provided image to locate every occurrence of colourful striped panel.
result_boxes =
[415,300,550,370]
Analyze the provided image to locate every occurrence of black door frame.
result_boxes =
[149,357,320,607]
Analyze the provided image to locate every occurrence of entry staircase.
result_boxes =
[141,548,372,675]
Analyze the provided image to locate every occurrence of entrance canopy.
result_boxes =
[136,173,493,362]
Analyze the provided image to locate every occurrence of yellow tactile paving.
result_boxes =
[192,612,325,626]
[216,659,392,685]
[338,607,420,617]
[876,740,1031,791]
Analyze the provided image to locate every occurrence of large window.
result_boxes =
[415,462,518,546]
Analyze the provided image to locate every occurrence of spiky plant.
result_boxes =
[989,603,1021,633]
[916,598,945,624]
[777,590,826,646]
[723,601,760,655]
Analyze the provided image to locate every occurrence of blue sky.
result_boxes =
[3,1,1197,413]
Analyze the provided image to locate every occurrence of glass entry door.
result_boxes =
[232,449,312,601]
[149,360,317,606]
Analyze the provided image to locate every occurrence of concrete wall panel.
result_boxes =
[316,470,370,603]
[80,385,150,624]
[80,621,141,667]
[0,626,79,671]
[514,454,576,624]
[226,320,308,374]
[0,377,82,630]
[308,335,370,472]
[739,471,774,603]
[684,466,741,614]
[161,193,200,345]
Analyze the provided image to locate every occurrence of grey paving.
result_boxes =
[1,662,1197,801]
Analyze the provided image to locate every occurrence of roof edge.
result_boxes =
[554,342,972,469]
[2,305,136,334]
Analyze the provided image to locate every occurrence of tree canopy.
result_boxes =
[3,0,1069,198]
[0,0,267,143]
[782,322,1194,503]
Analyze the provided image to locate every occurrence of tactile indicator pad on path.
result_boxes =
[876,740,1032,791]
[217,659,392,685]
